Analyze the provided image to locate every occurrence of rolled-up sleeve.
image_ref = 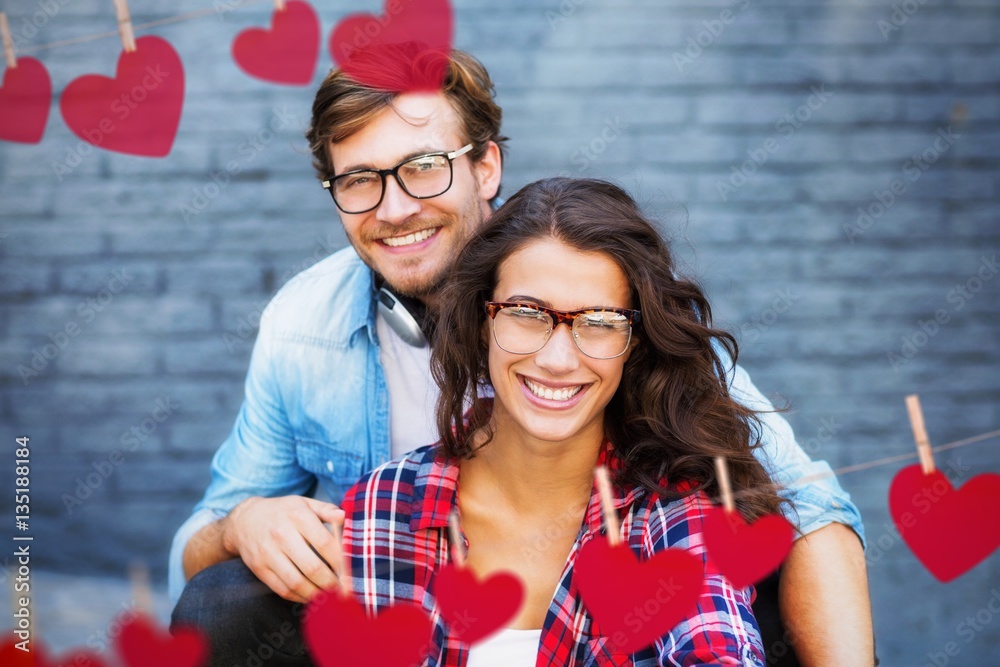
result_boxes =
[168,507,226,603]
[722,353,866,550]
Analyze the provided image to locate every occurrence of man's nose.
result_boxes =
[375,174,421,225]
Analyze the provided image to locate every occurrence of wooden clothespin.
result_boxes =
[714,456,736,513]
[448,510,467,567]
[0,12,17,69]
[129,561,154,615]
[905,394,936,475]
[594,466,620,546]
[112,0,137,53]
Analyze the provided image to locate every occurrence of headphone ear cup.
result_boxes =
[377,287,429,348]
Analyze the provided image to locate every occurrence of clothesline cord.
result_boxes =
[12,0,271,55]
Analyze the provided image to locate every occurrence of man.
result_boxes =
[171,47,874,666]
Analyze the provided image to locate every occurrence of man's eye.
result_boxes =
[407,158,442,172]
[342,174,375,189]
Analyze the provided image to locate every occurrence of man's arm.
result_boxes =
[781,523,874,666]
[182,495,345,604]
[721,353,874,664]
[169,300,344,604]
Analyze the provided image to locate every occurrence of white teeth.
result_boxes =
[381,228,437,247]
[524,378,583,402]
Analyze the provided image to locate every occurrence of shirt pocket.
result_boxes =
[295,438,365,489]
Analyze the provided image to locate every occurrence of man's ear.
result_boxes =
[473,140,502,202]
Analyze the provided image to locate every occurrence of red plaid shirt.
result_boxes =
[342,441,765,666]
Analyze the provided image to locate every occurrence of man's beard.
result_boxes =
[355,194,484,301]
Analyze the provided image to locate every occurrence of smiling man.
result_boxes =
[169,47,874,666]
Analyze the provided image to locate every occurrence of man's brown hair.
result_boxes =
[306,45,507,186]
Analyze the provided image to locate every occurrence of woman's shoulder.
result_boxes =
[635,482,716,551]
[343,445,452,516]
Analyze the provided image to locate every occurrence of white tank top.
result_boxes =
[466,628,541,667]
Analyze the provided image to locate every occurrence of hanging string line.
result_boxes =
[12,0,272,55]
[720,427,1000,504]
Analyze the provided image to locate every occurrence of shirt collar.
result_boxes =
[408,437,647,535]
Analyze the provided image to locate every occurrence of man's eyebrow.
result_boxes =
[337,147,443,175]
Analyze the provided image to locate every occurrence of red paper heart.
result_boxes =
[116,614,208,667]
[434,564,524,645]
[0,634,106,667]
[703,507,794,588]
[328,0,453,92]
[0,57,52,144]
[60,35,185,157]
[889,465,1000,582]
[232,1,320,85]
[575,536,705,654]
[304,591,433,667]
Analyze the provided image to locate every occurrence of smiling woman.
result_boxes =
[340,177,786,666]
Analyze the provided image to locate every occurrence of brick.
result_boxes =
[115,459,211,496]
[901,93,996,123]
[636,130,746,164]
[57,262,159,295]
[0,264,52,296]
[952,131,1000,160]
[54,340,158,377]
[740,55,842,86]
[672,15,790,48]
[4,229,106,257]
[820,93,898,123]
[897,16,995,45]
[75,297,215,335]
[659,53,742,85]
[847,129,953,163]
[5,298,81,336]
[165,260,268,296]
[698,172,800,202]
[795,19,895,45]
[56,421,167,457]
[108,224,214,256]
[908,170,994,201]
[764,131,849,164]
[843,54,950,84]
[161,338,255,375]
[167,419,235,453]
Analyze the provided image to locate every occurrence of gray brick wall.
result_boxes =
[1,0,998,663]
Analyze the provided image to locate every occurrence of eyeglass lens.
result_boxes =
[333,154,453,213]
[492,306,632,359]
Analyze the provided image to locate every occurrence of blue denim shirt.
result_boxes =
[168,246,865,602]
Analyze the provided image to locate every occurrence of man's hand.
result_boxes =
[184,496,345,603]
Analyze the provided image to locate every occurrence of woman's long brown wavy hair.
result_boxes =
[432,177,785,522]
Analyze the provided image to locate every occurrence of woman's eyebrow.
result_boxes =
[505,295,552,307]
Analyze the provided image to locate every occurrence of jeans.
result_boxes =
[170,559,313,667]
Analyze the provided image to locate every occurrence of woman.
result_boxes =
[340,177,784,666]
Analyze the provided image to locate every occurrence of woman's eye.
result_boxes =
[580,313,626,327]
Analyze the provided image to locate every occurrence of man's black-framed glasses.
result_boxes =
[322,143,475,214]
[485,301,641,360]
